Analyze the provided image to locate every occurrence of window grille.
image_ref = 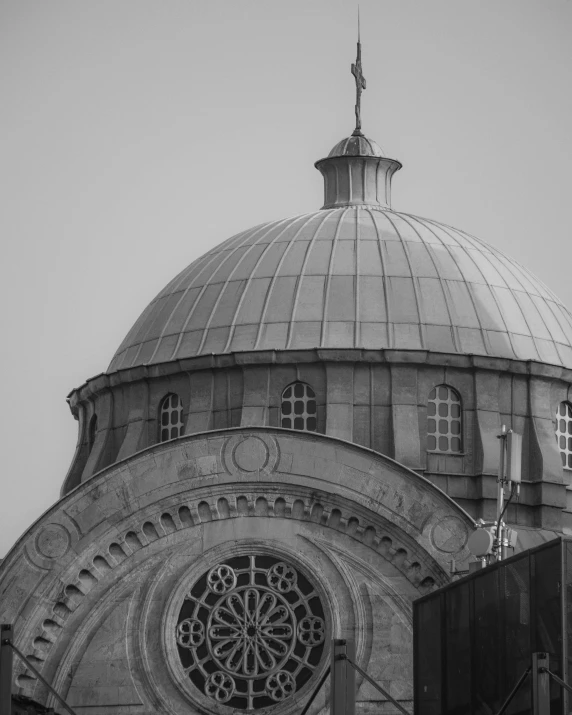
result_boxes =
[281,382,317,432]
[427,385,462,453]
[159,393,184,442]
[175,554,326,709]
[556,401,572,470]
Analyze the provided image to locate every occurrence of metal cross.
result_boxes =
[351,10,366,134]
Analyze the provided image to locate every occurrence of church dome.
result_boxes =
[109,205,572,372]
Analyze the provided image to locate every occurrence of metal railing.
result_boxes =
[13,631,565,715]
[3,629,411,715]
[301,638,412,715]
[493,652,572,715]
[1,624,77,715]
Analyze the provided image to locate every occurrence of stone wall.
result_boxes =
[62,349,572,530]
[0,428,473,715]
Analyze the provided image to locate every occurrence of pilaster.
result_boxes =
[529,377,565,486]
[81,391,113,482]
[473,371,501,475]
[187,370,214,433]
[325,364,354,441]
[61,404,88,495]
[390,365,421,469]
[241,366,270,426]
[116,381,149,461]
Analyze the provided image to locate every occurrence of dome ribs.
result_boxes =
[412,219,489,357]
[449,222,544,360]
[107,206,572,371]
[381,210,428,352]
[326,209,359,346]
[362,207,391,349]
[171,221,274,362]
[435,219,526,358]
[195,218,300,356]
[401,212,476,354]
[405,213,506,359]
[327,134,384,158]
[313,208,349,350]
[124,227,255,370]
[354,208,362,347]
[222,213,314,354]
[421,214,553,363]
[110,299,157,371]
[393,212,460,354]
[253,213,330,351]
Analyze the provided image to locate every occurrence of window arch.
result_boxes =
[281,382,317,432]
[159,393,184,442]
[555,401,572,469]
[427,385,462,453]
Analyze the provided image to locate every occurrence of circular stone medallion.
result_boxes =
[431,515,469,553]
[232,437,269,472]
[36,524,70,559]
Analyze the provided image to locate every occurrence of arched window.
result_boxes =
[88,414,97,453]
[555,401,572,469]
[281,382,317,432]
[427,385,462,453]
[159,393,184,442]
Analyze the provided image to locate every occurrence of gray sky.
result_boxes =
[1,0,571,557]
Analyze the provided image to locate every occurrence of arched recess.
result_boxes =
[0,427,475,712]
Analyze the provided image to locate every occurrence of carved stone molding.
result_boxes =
[221,433,280,477]
[1,428,473,703]
[430,515,469,553]
[18,492,443,695]
[35,524,71,560]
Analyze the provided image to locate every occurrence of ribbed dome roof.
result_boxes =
[109,207,572,372]
[328,133,384,157]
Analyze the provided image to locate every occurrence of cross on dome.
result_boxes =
[351,8,366,135]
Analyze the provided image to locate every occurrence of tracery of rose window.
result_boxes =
[175,555,327,710]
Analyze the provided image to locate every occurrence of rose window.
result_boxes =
[175,555,327,710]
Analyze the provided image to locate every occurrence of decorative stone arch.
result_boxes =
[0,427,474,713]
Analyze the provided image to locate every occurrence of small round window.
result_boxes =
[174,554,327,710]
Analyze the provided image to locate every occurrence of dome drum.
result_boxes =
[64,348,572,533]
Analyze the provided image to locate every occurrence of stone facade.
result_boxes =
[1,429,472,713]
[3,121,572,713]
[64,349,572,531]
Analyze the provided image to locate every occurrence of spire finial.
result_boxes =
[351,6,366,136]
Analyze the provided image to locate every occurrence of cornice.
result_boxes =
[66,348,572,411]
